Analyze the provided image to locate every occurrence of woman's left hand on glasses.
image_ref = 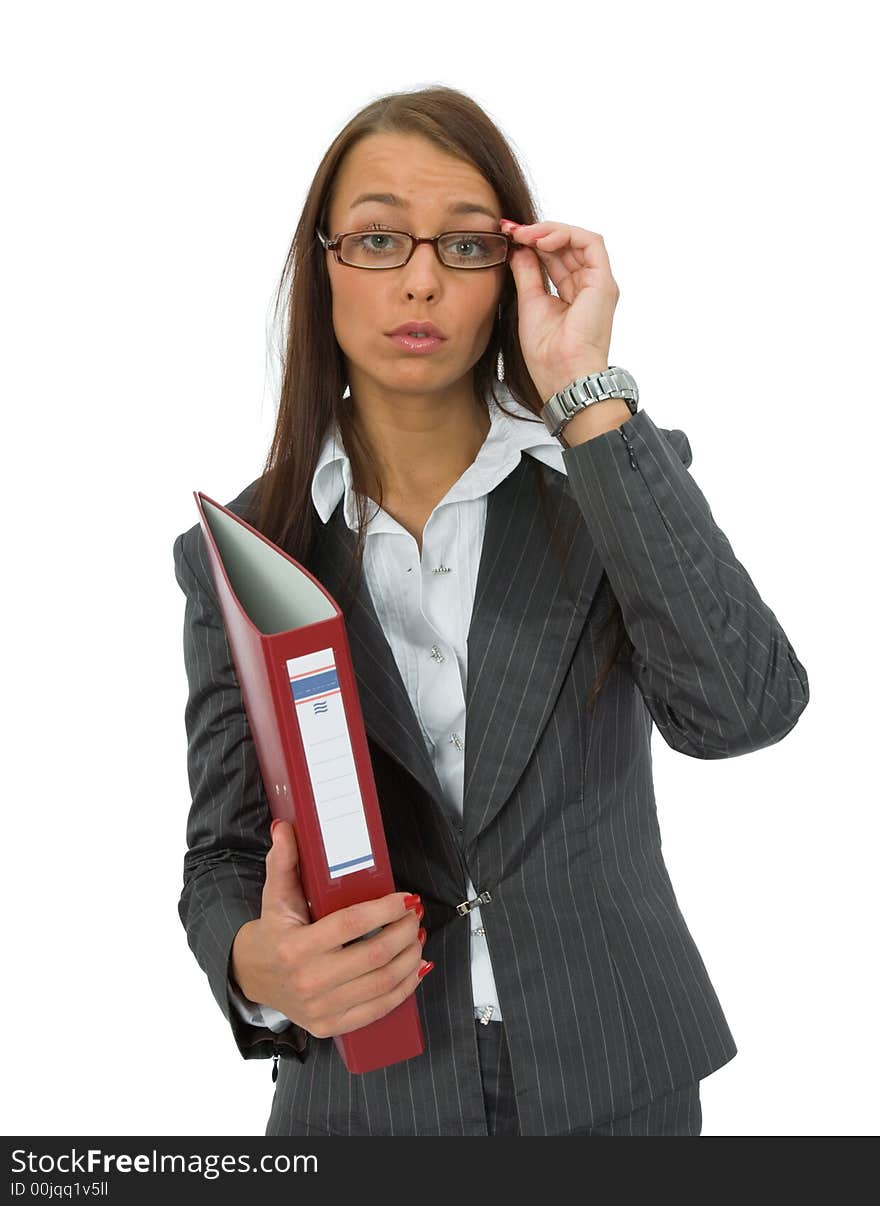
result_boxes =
[500,218,620,403]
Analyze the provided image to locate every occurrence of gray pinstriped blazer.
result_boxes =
[172,406,809,1136]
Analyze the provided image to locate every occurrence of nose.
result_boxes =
[400,241,443,293]
[409,239,442,266]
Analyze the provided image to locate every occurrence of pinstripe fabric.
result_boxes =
[572,1079,703,1136]
[473,1021,702,1135]
[172,405,809,1136]
[476,1021,523,1136]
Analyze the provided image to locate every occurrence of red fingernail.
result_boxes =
[417,961,434,979]
[417,927,426,944]
[403,893,421,910]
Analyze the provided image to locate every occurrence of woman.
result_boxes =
[172,86,809,1137]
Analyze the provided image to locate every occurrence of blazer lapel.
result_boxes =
[307,455,606,848]
[461,455,605,846]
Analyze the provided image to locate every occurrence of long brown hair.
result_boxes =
[248,85,630,709]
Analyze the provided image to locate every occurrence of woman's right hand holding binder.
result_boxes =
[230,818,433,1039]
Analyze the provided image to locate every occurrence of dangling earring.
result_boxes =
[496,302,505,382]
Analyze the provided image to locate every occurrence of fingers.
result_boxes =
[319,892,423,958]
[502,219,614,296]
[318,891,424,950]
[294,906,431,1038]
[503,221,577,301]
[262,818,311,927]
[311,941,433,1039]
[502,227,552,302]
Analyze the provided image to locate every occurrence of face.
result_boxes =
[323,132,507,401]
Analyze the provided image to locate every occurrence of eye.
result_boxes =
[358,222,397,251]
[344,222,407,260]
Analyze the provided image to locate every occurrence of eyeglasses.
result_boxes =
[315,226,512,270]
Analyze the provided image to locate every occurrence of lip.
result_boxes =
[387,321,447,339]
[387,332,445,354]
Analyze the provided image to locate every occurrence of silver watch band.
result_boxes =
[541,366,639,438]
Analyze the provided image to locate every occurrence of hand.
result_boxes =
[500,218,620,402]
[230,819,431,1038]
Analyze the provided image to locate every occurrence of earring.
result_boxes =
[496,302,504,382]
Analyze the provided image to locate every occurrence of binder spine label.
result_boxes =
[286,647,375,879]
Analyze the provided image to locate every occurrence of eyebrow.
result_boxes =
[348,191,499,221]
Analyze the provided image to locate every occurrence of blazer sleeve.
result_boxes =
[172,524,310,1064]
[561,408,810,759]
[227,974,298,1034]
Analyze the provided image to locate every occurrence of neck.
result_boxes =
[347,375,491,502]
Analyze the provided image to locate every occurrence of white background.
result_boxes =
[2,0,876,1138]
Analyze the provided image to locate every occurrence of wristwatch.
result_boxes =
[541,366,639,438]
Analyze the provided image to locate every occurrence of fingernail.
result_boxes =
[403,893,421,911]
[417,961,434,979]
[417,927,426,945]
[270,818,282,837]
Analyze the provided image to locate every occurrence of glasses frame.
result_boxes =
[315,225,513,270]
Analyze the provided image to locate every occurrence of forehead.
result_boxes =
[331,132,500,219]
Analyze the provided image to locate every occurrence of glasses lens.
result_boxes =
[438,232,508,268]
[339,230,412,268]
[338,230,509,268]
